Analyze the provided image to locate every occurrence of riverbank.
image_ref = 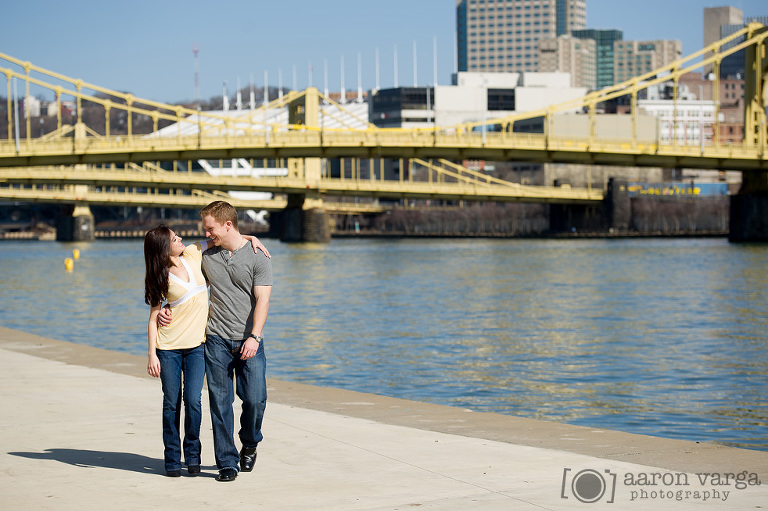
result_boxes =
[1,326,765,510]
[331,229,729,239]
[0,225,729,241]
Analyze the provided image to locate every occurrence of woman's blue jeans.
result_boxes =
[204,334,267,471]
[156,344,205,472]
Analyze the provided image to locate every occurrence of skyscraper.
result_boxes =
[538,35,596,88]
[612,39,682,84]
[714,14,768,79]
[456,0,586,73]
[572,29,622,89]
[703,6,743,75]
[703,6,743,48]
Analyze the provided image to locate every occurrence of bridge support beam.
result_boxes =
[269,194,331,243]
[730,23,768,242]
[729,171,768,242]
[604,177,631,232]
[56,204,94,242]
[268,87,331,242]
[549,177,629,234]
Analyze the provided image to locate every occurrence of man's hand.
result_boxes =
[157,306,172,327]
[243,235,271,259]
[240,337,261,360]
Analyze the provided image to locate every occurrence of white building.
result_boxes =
[369,71,588,129]
[638,99,716,145]
[21,96,41,118]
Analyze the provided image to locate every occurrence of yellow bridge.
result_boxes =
[0,22,766,241]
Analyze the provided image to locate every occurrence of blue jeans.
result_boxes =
[205,334,267,471]
[156,344,205,472]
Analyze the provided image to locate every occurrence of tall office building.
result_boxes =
[457,0,586,73]
[613,39,682,84]
[703,6,743,75]
[572,28,622,89]
[703,6,743,48]
[538,35,596,88]
[718,15,768,78]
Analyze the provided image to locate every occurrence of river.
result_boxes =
[1,236,766,450]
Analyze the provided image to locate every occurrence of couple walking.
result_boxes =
[143,200,272,482]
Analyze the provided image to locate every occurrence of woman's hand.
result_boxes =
[147,353,161,378]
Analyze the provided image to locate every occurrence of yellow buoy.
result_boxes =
[73,248,80,260]
[65,258,74,271]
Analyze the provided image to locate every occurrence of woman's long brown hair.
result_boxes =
[144,224,172,307]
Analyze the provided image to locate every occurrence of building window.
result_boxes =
[488,88,516,110]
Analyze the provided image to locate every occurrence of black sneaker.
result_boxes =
[188,465,201,476]
[166,469,182,478]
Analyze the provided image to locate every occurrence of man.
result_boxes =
[163,200,273,482]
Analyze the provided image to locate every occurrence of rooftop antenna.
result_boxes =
[433,36,438,86]
[394,44,398,88]
[263,70,269,142]
[263,70,269,106]
[323,59,329,104]
[236,77,242,110]
[249,73,255,109]
[192,43,200,110]
[222,81,229,111]
[413,40,418,87]
[340,55,346,104]
[357,51,363,103]
[278,69,283,100]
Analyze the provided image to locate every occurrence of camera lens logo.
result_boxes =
[561,468,617,503]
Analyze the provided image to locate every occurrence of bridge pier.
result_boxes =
[549,177,629,234]
[56,205,94,242]
[267,88,331,243]
[729,170,768,242]
[269,194,331,243]
[729,23,768,242]
[604,177,631,232]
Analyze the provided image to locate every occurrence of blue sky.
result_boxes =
[1,0,765,103]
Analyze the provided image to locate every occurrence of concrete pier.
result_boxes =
[549,177,630,234]
[1,326,766,510]
[55,205,94,242]
[729,170,768,242]
[270,195,332,243]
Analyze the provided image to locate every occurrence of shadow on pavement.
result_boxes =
[9,449,165,475]
[8,449,221,478]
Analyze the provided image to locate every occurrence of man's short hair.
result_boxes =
[201,200,238,229]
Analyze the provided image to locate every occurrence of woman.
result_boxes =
[144,225,268,477]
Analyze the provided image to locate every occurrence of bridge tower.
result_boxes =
[729,23,768,241]
[269,87,331,242]
[55,122,94,242]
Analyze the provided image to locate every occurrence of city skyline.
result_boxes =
[1,0,766,104]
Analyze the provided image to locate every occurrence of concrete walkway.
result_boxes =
[0,326,765,510]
